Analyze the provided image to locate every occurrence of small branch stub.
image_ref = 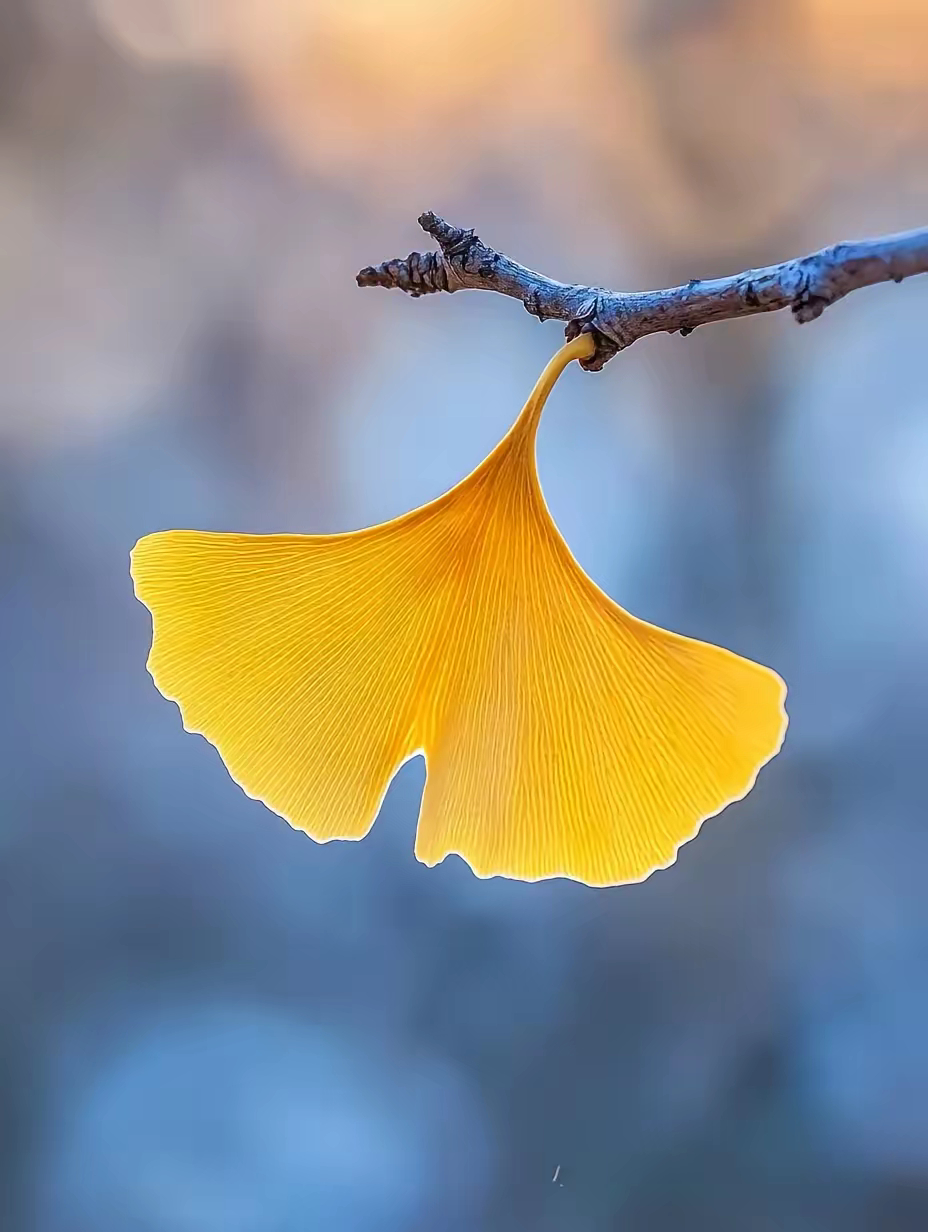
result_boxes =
[358,214,928,369]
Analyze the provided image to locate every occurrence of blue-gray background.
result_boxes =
[3,2,928,1229]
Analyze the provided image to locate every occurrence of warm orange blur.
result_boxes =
[807,0,928,91]
[90,0,928,239]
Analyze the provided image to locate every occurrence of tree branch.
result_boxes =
[357,212,928,370]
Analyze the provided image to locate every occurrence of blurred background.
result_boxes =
[2,1,928,1228]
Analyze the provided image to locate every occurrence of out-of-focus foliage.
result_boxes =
[2,2,928,1230]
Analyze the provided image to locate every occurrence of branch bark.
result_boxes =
[357,212,928,370]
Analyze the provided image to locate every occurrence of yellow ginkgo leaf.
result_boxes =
[131,332,787,886]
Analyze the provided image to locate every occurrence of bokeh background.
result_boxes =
[2,1,928,1229]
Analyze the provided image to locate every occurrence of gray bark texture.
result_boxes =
[357,212,928,370]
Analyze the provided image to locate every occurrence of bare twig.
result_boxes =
[357,212,928,370]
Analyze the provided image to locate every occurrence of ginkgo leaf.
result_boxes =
[131,332,787,886]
